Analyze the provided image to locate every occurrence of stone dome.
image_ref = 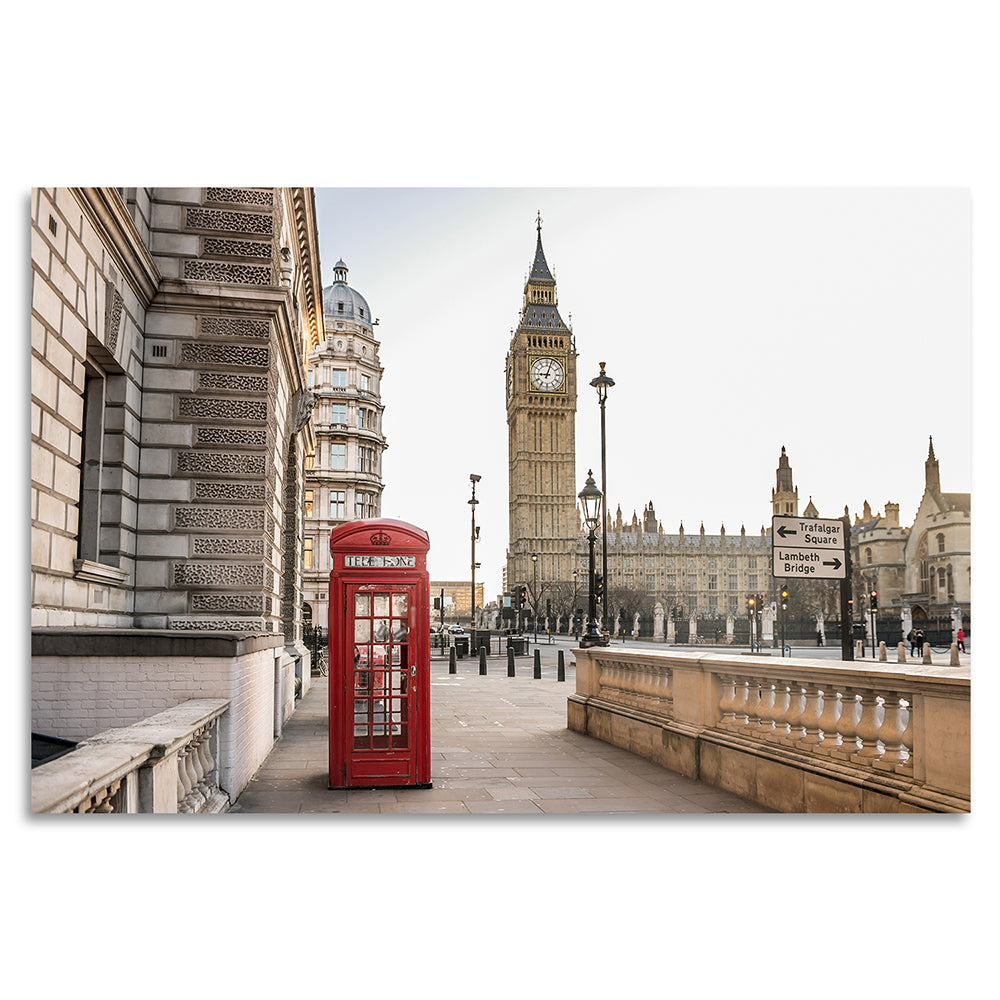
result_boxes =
[322,260,372,324]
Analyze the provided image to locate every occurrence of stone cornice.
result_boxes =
[290,187,324,353]
[74,188,160,305]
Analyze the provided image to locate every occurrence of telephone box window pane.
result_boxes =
[354,619,371,643]
[392,593,408,616]
[372,644,389,668]
[354,594,370,617]
[392,619,409,642]
[374,618,391,641]
[373,594,390,617]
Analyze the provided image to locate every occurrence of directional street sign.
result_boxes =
[771,515,847,580]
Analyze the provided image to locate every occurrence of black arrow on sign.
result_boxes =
[777,525,797,538]
[823,557,842,570]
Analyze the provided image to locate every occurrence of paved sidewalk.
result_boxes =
[232,648,770,815]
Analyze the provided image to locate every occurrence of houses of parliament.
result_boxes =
[504,221,971,628]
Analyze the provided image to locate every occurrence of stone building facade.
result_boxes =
[300,260,387,628]
[30,186,323,800]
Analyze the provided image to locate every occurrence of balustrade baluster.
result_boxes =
[176,745,193,813]
[853,691,885,760]
[745,678,762,732]
[783,683,806,745]
[754,680,776,735]
[732,677,750,729]
[766,681,791,741]
[815,689,843,753]
[199,722,218,795]
[718,675,737,728]
[833,690,862,758]
[183,732,207,811]
[878,692,910,764]
[800,684,824,744]
[898,699,914,774]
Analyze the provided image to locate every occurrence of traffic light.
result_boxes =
[594,573,605,598]
[747,595,755,613]
[519,586,527,609]
[757,594,764,611]
[780,586,789,610]
[870,589,878,611]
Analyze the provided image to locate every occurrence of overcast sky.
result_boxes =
[314,188,971,596]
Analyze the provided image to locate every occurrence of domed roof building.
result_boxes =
[302,260,389,628]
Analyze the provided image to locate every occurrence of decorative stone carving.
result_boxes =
[192,537,265,556]
[169,618,268,631]
[178,452,266,476]
[197,371,269,392]
[175,506,265,531]
[173,562,267,587]
[178,397,267,421]
[194,481,265,502]
[181,343,270,368]
[191,593,265,612]
[186,207,273,235]
[200,316,270,340]
[104,280,123,353]
[195,426,267,448]
[205,187,274,206]
[203,238,272,258]
[183,259,272,284]
[293,390,318,433]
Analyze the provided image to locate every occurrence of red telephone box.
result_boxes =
[328,518,432,789]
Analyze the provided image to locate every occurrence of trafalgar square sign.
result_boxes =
[771,515,847,580]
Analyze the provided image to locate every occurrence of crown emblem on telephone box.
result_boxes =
[370,530,392,546]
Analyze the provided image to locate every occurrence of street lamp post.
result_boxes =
[590,362,615,631]
[531,552,538,643]
[578,471,604,648]
[469,474,480,632]
[571,568,579,637]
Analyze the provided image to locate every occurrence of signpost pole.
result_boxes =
[839,515,854,661]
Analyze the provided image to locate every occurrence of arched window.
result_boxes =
[937,533,945,553]
[865,547,872,564]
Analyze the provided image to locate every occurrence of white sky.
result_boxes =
[315,187,972,595]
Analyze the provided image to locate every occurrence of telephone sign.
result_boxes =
[771,515,847,580]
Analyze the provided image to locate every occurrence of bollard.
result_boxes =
[855,640,864,658]
[557,649,565,682]
[879,641,887,662]
[897,642,907,663]
[507,646,515,676]
[922,642,932,664]
[949,642,960,666]
[449,646,457,674]
[533,648,541,679]
[479,645,487,675]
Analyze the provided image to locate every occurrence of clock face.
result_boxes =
[530,356,565,391]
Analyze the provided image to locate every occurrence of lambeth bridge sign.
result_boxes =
[771,515,847,580]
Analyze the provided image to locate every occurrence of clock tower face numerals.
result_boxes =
[529,356,565,392]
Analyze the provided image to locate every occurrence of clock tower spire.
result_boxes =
[505,217,578,605]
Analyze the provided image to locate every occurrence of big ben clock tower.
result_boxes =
[505,215,578,601]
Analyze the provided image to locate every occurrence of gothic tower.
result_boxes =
[772,445,799,517]
[505,215,578,600]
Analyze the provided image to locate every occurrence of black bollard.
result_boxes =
[557,648,565,682]
[507,646,515,677]
[479,645,487,675]
[449,646,457,674]
[533,648,541,679]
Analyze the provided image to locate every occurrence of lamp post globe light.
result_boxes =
[589,362,614,629]
[578,470,604,649]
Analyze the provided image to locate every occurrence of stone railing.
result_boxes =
[32,700,230,814]
[569,648,970,813]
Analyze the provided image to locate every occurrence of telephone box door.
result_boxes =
[343,583,420,785]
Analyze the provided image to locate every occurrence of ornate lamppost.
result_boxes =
[590,362,615,628]
[578,471,604,648]
[531,552,539,643]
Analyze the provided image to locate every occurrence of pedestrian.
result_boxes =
[816,629,823,647]
[907,628,918,657]
[914,627,925,656]
[956,627,966,652]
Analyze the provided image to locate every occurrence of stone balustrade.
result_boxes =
[569,648,970,813]
[32,700,230,814]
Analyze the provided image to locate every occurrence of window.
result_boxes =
[729,574,738,589]
[330,443,346,469]
[748,557,757,569]
[708,575,717,590]
[304,452,315,470]
[866,547,872,564]
[937,533,946,553]
[330,491,346,518]
[646,574,655,591]
[304,490,313,518]
[938,568,946,590]
[337,302,343,312]
[78,361,107,563]
[360,374,371,392]
[749,574,758,589]
[355,492,376,519]
[303,537,313,569]
[687,574,696,590]
[331,369,347,387]
[331,403,346,425]
[624,558,634,569]
[667,574,676,588]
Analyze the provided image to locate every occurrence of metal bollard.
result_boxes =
[533,648,541,679]
[507,646,515,676]
[449,647,457,674]
[557,649,565,682]
[479,645,487,675]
